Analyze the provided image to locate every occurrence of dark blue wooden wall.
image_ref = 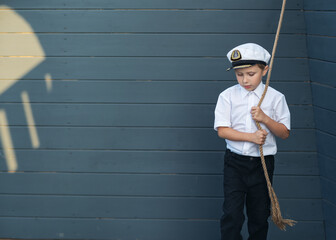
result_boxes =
[0,1,323,239]
[305,0,336,239]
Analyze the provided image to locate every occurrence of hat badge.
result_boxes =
[231,50,242,62]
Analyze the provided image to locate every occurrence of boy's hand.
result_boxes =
[251,106,268,123]
[251,129,268,145]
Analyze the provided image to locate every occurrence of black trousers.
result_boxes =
[220,149,275,240]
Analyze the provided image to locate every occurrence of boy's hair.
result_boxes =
[257,63,267,70]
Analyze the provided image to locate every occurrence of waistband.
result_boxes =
[226,149,274,161]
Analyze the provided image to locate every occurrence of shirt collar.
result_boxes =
[240,82,264,99]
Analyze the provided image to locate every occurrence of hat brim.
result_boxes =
[226,60,267,71]
[226,64,253,71]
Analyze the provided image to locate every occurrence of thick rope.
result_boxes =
[255,0,296,230]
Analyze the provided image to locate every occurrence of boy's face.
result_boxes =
[234,65,269,91]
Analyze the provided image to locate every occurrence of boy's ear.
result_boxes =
[262,65,269,76]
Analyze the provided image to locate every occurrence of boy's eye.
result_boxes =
[248,73,255,76]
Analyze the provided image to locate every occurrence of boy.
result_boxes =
[214,43,290,240]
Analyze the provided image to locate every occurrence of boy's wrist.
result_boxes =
[246,132,254,143]
[262,115,271,125]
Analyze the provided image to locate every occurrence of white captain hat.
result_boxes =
[226,43,271,71]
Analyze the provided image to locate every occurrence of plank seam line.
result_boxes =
[323,199,336,209]
[320,176,336,186]
[309,57,336,64]
[0,215,220,221]
[311,81,336,89]
[0,56,308,58]
[0,194,225,199]
[304,10,336,13]
[0,32,307,35]
[313,105,336,112]
[0,149,314,153]
[0,79,309,82]
[0,56,302,59]
[317,152,336,161]
[0,31,306,34]
[0,170,319,177]
[307,34,336,39]
[0,195,319,201]
[316,129,336,138]
[0,9,303,11]
[0,125,316,130]
[0,103,315,108]
[0,194,323,200]
[0,148,318,152]
[0,80,311,84]
[0,216,321,222]
[0,172,320,178]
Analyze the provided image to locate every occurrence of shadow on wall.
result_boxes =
[0,5,52,172]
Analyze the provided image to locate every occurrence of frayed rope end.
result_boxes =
[272,217,297,231]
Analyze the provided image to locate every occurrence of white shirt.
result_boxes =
[214,82,290,157]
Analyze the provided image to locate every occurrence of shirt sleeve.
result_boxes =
[273,94,291,130]
[214,91,231,131]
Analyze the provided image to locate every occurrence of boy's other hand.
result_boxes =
[252,129,268,145]
[251,106,268,123]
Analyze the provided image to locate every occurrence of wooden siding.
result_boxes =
[305,0,336,239]
[0,1,322,240]
[1,0,304,10]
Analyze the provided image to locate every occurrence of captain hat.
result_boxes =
[226,43,271,71]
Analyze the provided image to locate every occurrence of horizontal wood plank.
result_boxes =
[0,80,312,105]
[2,127,315,151]
[314,107,336,135]
[304,0,336,11]
[318,153,336,182]
[320,178,336,206]
[0,57,310,81]
[0,217,324,240]
[1,0,303,10]
[0,173,321,198]
[0,150,318,176]
[308,59,336,87]
[323,200,336,231]
[0,10,305,34]
[0,195,322,220]
[311,83,336,111]
[325,222,336,240]
[307,36,336,63]
[305,12,336,36]
[316,131,336,160]
[268,221,324,240]
[0,34,307,57]
[0,217,220,240]
[2,103,314,128]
